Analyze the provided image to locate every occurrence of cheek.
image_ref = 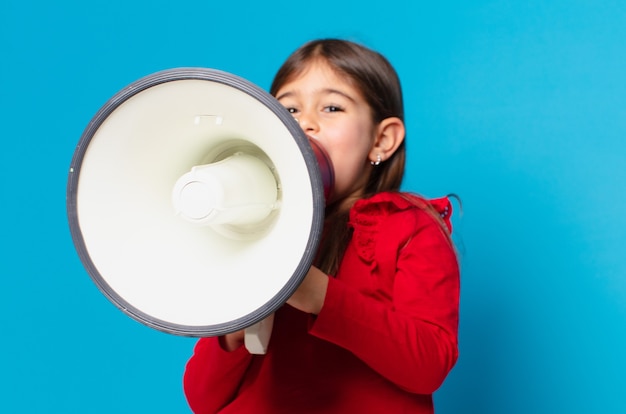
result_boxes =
[324,126,373,162]
[325,142,361,176]
[328,149,371,196]
[318,120,376,196]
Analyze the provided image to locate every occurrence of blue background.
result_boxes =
[2,0,625,412]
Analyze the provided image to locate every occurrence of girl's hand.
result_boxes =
[220,267,328,352]
[287,266,329,315]
[219,330,245,352]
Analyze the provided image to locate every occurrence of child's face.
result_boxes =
[275,60,377,205]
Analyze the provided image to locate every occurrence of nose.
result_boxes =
[295,109,318,133]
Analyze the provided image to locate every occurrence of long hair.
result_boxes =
[270,39,407,275]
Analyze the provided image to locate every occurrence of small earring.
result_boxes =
[371,154,382,166]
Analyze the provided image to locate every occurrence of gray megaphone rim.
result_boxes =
[66,68,326,337]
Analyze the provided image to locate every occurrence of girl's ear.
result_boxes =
[369,117,405,164]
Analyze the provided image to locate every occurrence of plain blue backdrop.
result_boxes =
[2,0,625,412]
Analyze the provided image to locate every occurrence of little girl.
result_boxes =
[183,38,460,414]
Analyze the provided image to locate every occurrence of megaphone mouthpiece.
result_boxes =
[172,152,279,226]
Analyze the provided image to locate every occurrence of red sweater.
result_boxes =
[183,192,460,413]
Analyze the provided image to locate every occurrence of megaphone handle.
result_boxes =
[244,314,275,355]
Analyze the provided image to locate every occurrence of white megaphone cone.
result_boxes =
[67,68,334,354]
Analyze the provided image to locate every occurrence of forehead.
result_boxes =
[278,59,359,95]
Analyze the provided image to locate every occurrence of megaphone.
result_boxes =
[67,68,334,350]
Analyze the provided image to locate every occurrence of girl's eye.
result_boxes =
[324,105,343,113]
[286,107,298,114]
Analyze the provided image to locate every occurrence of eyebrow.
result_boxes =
[276,88,357,103]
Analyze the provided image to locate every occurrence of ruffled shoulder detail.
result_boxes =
[427,196,454,233]
[348,192,454,266]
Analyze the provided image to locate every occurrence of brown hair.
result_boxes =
[270,39,407,275]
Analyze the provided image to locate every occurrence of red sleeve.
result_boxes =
[309,211,460,394]
[183,337,253,414]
